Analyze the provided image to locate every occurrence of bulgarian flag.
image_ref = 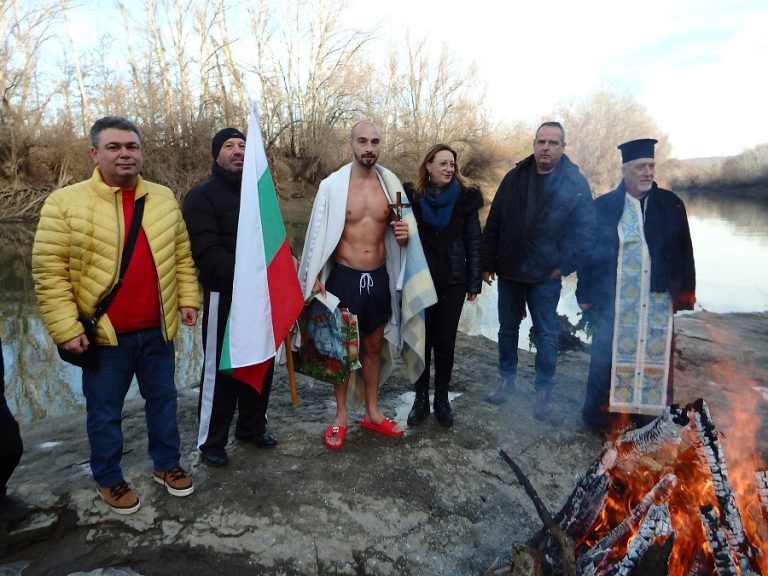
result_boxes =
[219,106,304,392]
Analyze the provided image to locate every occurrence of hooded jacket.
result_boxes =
[32,168,200,346]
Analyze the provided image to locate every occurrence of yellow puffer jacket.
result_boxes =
[32,169,201,346]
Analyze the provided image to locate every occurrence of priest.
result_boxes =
[577,138,696,434]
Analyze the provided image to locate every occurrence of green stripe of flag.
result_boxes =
[258,170,285,264]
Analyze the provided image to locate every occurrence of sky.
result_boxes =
[344,0,768,159]
[59,0,767,160]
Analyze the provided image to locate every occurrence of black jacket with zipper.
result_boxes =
[404,182,484,294]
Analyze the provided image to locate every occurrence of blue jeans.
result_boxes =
[497,277,562,391]
[82,328,181,487]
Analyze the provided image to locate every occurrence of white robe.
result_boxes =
[296,163,436,394]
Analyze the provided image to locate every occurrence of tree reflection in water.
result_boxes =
[0,223,202,424]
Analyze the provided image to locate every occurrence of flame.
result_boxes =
[576,396,768,575]
[572,314,768,574]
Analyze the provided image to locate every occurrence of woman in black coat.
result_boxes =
[404,144,483,427]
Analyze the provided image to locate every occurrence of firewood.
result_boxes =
[603,504,673,576]
[684,550,713,576]
[498,449,577,576]
[632,526,675,576]
[516,398,767,575]
[556,456,610,542]
[699,504,740,575]
[756,470,768,523]
[689,399,761,573]
[576,474,677,575]
[609,404,689,469]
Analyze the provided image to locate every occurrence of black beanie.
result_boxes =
[212,128,246,159]
[617,138,657,164]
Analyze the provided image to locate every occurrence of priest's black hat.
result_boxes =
[212,128,246,159]
[617,138,657,164]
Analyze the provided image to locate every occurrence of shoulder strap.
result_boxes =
[93,196,146,320]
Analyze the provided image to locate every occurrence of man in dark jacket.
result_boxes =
[576,138,695,434]
[183,128,278,467]
[482,122,594,419]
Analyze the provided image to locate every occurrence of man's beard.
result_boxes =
[638,182,653,194]
[354,150,378,167]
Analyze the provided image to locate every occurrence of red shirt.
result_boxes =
[107,191,161,333]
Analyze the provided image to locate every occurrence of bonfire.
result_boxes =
[493,399,768,575]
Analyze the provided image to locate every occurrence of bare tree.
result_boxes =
[381,36,490,179]
[554,90,669,196]
[245,0,372,177]
[0,0,65,188]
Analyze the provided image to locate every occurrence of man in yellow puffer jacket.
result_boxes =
[32,117,201,515]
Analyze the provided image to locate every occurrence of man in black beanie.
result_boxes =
[183,127,278,467]
[577,138,696,434]
[0,336,31,529]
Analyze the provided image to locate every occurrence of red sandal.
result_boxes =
[360,417,404,437]
[323,425,347,451]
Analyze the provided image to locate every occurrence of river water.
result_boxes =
[2,192,766,423]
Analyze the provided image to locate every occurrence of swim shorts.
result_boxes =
[325,261,391,335]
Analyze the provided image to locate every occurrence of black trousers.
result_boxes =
[197,290,274,453]
[418,283,467,389]
[0,337,23,496]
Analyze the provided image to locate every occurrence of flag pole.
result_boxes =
[284,333,299,407]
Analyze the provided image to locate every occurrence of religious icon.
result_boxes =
[388,191,411,221]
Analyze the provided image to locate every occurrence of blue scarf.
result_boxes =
[418,179,461,231]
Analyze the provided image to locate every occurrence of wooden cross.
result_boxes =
[388,191,411,221]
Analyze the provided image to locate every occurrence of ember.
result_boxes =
[499,399,768,576]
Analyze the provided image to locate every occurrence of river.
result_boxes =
[1,191,766,423]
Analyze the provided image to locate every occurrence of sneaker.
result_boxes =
[487,376,516,405]
[96,481,141,515]
[153,467,194,497]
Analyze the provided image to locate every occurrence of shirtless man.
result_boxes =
[301,120,409,449]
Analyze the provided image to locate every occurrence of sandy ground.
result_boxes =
[0,311,766,575]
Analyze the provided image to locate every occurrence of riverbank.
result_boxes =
[1,311,766,575]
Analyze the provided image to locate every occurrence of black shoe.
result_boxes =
[253,431,278,449]
[433,393,454,428]
[200,449,229,467]
[434,403,454,427]
[0,494,31,529]
[407,394,430,426]
[487,376,516,405]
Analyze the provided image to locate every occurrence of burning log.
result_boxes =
[554,457,609,543]
[607,503,674,576]
[756,471,768,522]
[576,475,677,575]
[689,399,762,573]
[633,527,675,576]
[684,551,712,576]
[608,404,689,468]
[699,504,740,575]
[504,397,768,576]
